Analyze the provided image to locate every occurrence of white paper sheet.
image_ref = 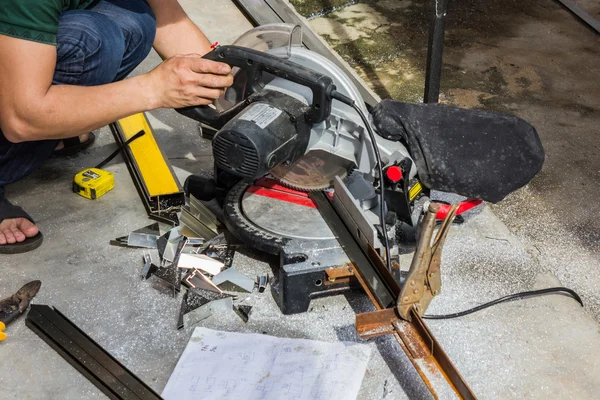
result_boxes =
[162,327,371,400]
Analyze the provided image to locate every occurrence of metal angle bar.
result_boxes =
[189,195,221,229]
[555,0,600,34]
[333,176,380,251]
[310,191,395,309]
[26,305,163,400]
[232,0,380,108]
[311,191,476,400]
[180,207,218,240]
[409,310,476,399]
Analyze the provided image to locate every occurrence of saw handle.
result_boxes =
[176,45,336,127]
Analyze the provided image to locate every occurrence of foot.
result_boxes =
[54,132,91,151]
[0,218,39,245]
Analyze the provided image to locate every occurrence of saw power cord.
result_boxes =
[95,130,145,169]
[422,287,584,320]
[331,90,392,272]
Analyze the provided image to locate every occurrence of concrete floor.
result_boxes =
[1,1,600,399]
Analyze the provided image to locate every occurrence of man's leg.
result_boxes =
[88,0,156,81]
[0,0,156,248]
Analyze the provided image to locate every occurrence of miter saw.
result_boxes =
[177,24,544,314]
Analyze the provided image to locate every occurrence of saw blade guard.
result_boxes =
[215,24,367,118]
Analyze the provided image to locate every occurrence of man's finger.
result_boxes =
[191,73,233,90]
[190,86,225,101]
[189,58,231,75]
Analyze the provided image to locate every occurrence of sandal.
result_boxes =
[53,132,96,157]
[0,198,43,254]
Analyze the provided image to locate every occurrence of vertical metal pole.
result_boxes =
[423,0,449,103]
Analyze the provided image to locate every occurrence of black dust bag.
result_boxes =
[372,100,545,203]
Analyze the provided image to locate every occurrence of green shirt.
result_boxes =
[0,0,97,45]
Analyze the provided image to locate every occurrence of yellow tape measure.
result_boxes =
[73,168,115,200]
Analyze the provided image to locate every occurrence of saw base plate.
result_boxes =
[223,179,359,314]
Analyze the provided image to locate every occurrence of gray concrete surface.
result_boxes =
[1,1,600,399]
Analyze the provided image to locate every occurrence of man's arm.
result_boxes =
[147,0,213,59]
[0,35,232,143]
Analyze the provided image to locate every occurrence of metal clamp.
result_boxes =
[397,202,459,320]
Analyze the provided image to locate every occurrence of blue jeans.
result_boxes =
[0,0,156,197]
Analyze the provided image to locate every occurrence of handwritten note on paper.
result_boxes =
[162,327,371,400]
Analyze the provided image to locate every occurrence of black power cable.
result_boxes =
[95,130,145,169]
[422,287,584,320]
[331,90,392,272]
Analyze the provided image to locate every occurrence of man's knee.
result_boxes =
[96,0,156,75]
[54,11,125,86]
[118,0,157,56]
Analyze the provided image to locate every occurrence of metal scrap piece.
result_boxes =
[177,288,232,330]
[212,267,255,293]
[127,223,161,248]
[189,195,221,232]
[256,275,269,293]
[109,236,129,247]
[152,238,186,297]
[184,297,233,327]
[140,254,159,280]
[178,254,224,276]
[180,207,218,240]
[183,269,223,293]
[157,231,184,263]
[203,241,236,270]
[234,305,252,323]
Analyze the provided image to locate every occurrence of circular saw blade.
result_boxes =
[270,151,353,191]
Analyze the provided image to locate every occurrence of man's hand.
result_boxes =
[146,54,233,109]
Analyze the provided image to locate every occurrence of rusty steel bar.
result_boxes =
[311,191,477,400]
[356,308,477,399]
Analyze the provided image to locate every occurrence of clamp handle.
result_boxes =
[176,45,336,128]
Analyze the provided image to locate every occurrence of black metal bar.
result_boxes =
[423,0,449,103]
[310,191,396,308]
[555,0,600,35]
[232,0,380,108]
[26,305,163,400]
